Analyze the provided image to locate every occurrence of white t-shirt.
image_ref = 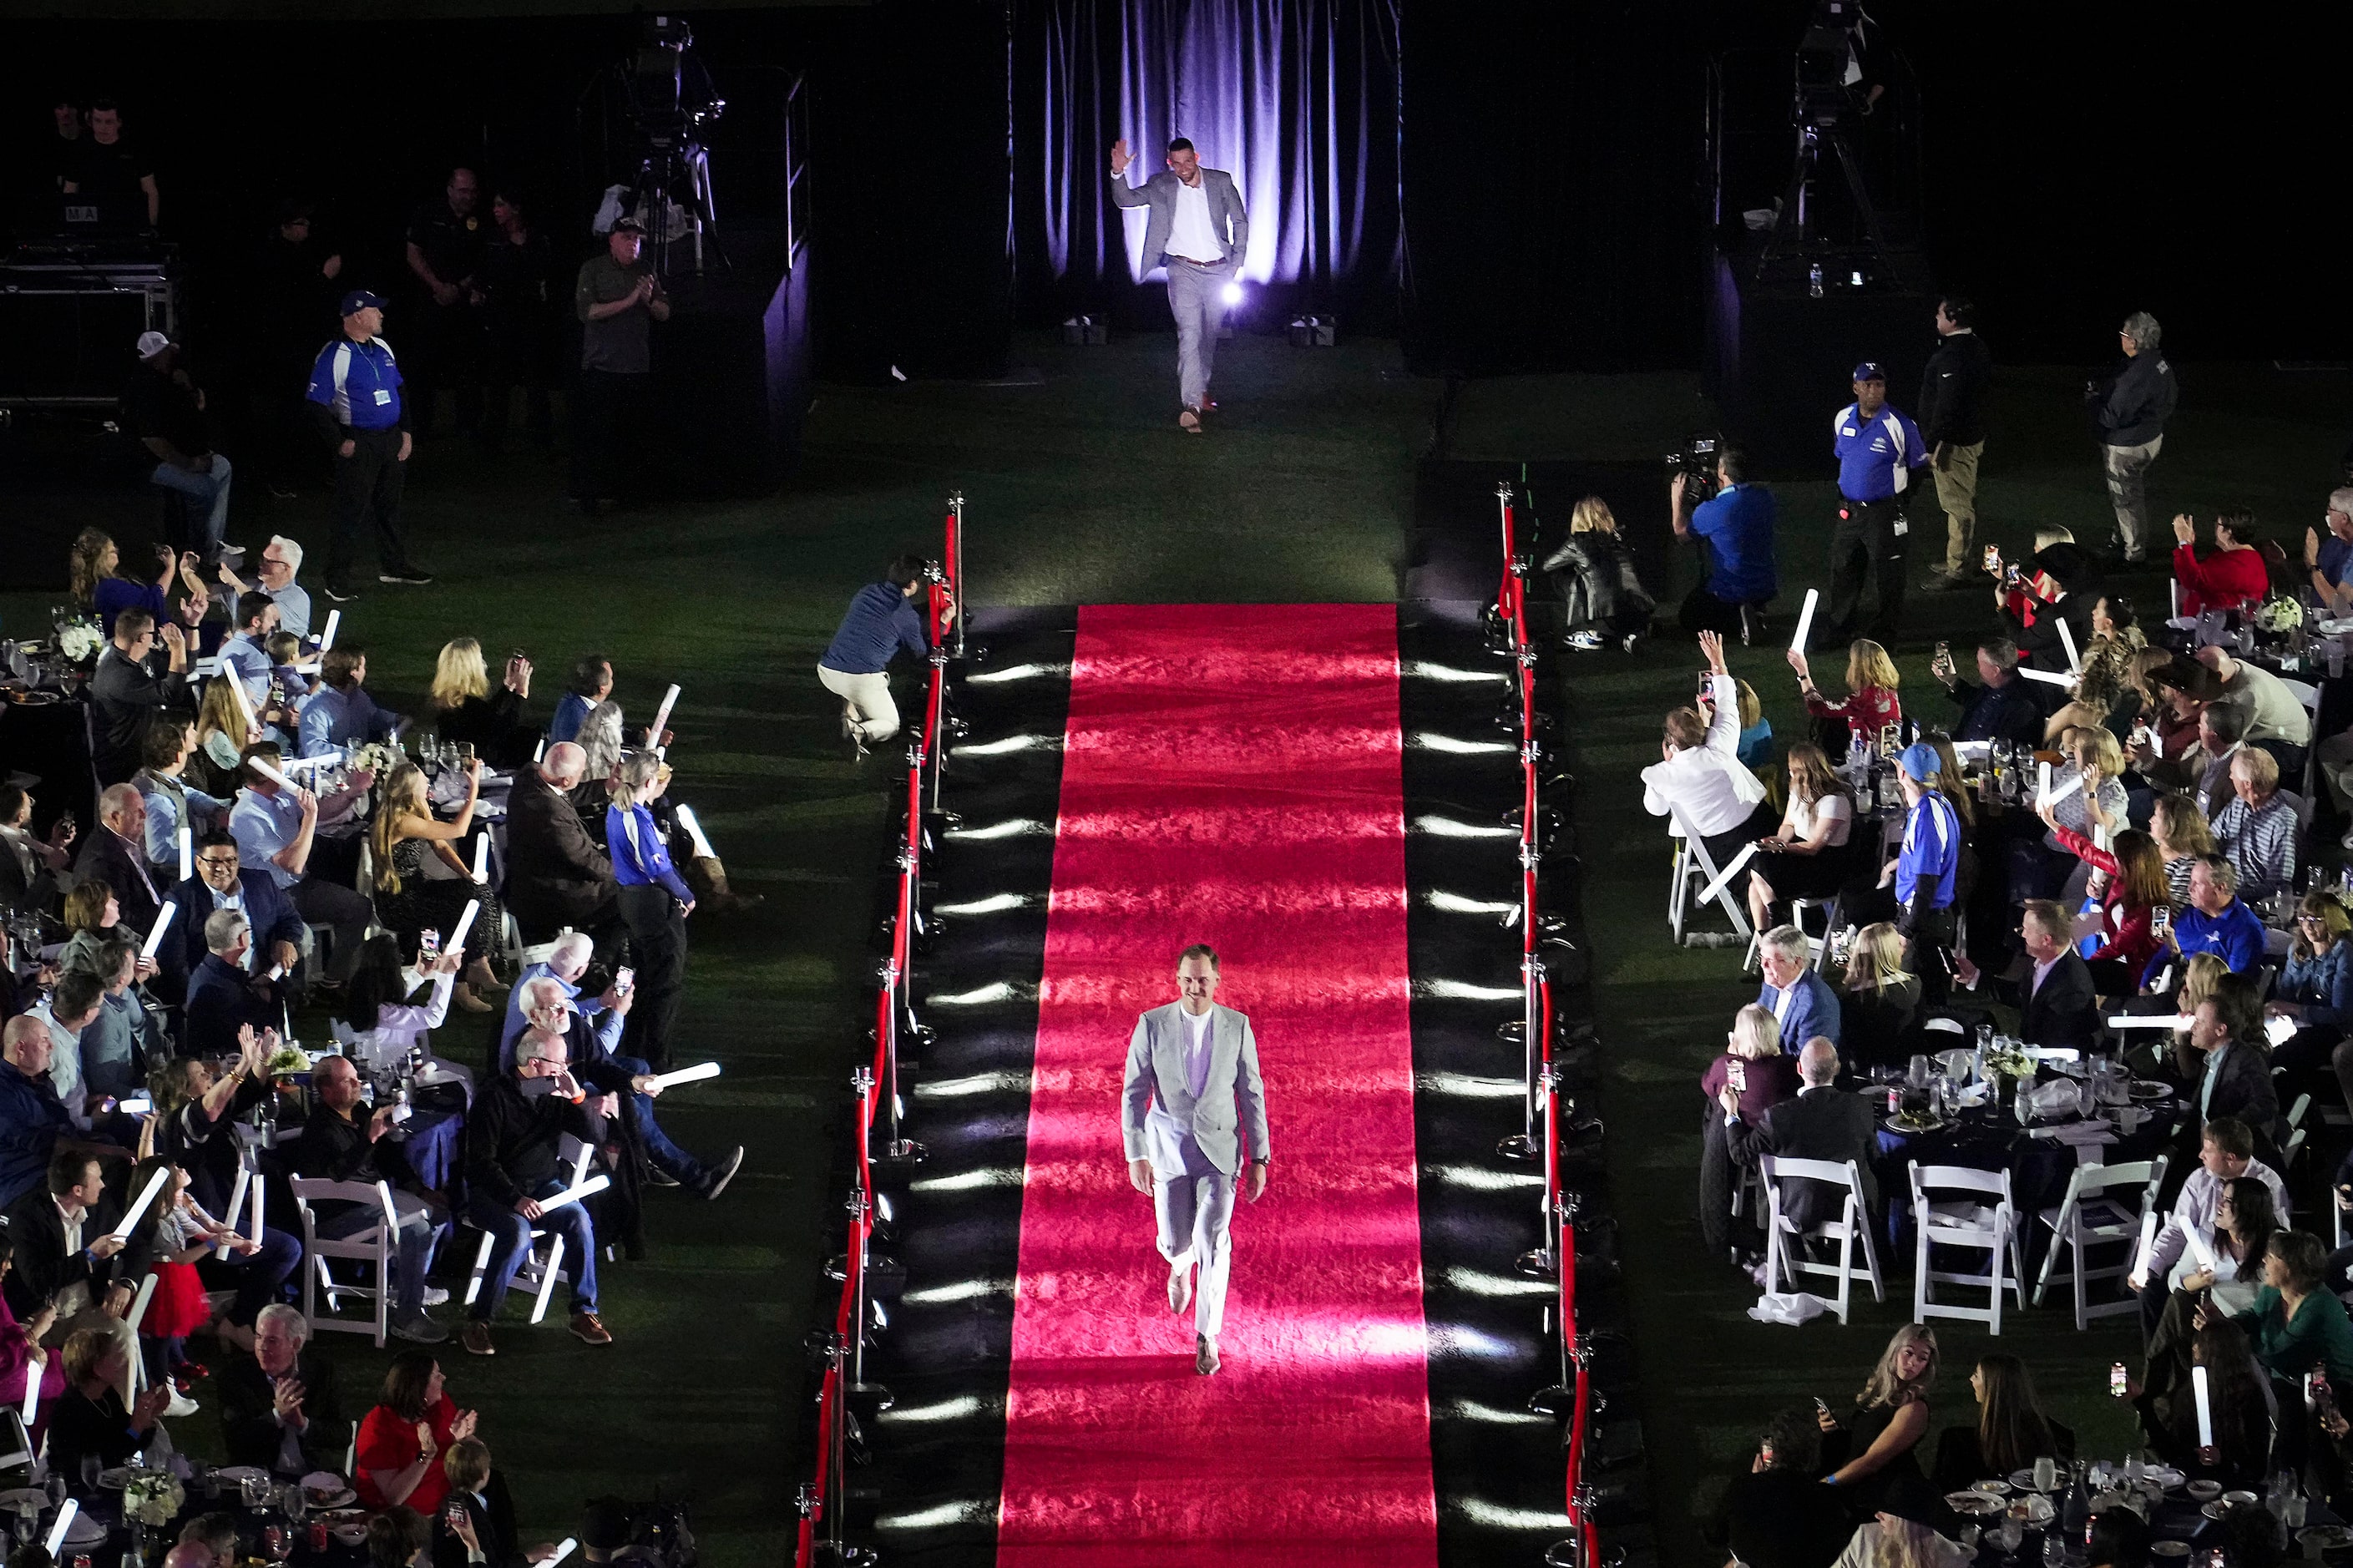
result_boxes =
[1167,178,1222,265]
[1789,792,1853,847]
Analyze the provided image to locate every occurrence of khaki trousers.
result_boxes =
[1933,441,1985,575]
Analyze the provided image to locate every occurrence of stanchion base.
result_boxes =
[1516,1245,1559,1281]
[1542,1535,1582,1566]
[846,1381,895,1416]
[1495,1021,1526,1044]
[1496,1133,1542,1161]
[825,1253,907,1287]
[873,1140,928,1174]
[812,1542,878,1566]
[1527,1384,1576,1421]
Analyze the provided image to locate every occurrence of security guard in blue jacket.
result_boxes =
[306,291,430,601]
[1826,362,1930,645]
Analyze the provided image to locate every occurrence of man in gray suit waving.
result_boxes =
[1121,943,1270,1375]
[1108,137,1248,434]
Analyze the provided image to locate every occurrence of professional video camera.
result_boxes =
[1664,432,1723,504]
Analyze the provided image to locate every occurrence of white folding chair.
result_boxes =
[1743,896,1840,975]
[291,1177,398,1347]
[1668,803,1754,944]
[1910,1163,2027,1334]
[1759,1154,1884,1324]
[463,1136,593,1327]
[2031,1159,2161,1329]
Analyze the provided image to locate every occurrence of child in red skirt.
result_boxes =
[124,1157,256,1393]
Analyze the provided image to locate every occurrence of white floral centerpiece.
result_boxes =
[1983,1041,2037,1082]
[351,741,401,779]
[124,1469,184,1528]
[54,618,103,665]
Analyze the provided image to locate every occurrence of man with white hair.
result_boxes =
[216,534,311,639]
[1754,925,1839,1051]
[73,781,165,935]
[2090,310,2177,563]
[1719,1036,1877,1229]
[462,1028,611,1354]
[216,1302,350,1474]
[185,908,283,1058]
[500,930,615,1060]
[505,742,623,949]
[513,975,739,1200]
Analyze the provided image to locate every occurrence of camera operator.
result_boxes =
[571,217,670,518]
[1825,362,1928,646]
[1919,297,1992,592]
[1671,443,1779,644]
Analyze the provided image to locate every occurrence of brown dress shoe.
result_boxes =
[460,1322,496,1357]
[570,1311,614,1346]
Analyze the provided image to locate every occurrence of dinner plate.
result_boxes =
[2129,1081,2173,1100]
[2008,1469,2047,1490]
[2186,1479,2223,1501]
[306,1486,357,1509]
[2223,1490,2259,1506]
[0,1489,43,1512]
[2153,1542,2191,1559]
[1885,1115,1952,1136]
[1946,1491,2006,1515]
[2300,1526,2353,1550]
[63,1513,105,1545]
[2006,1495,2055,1525]
[1971,1479,2011,1496]
[2203,1501,2231,1520]
[2143,1466,2185,1489]
[5,691,60,706]
[214,1464,269,1484]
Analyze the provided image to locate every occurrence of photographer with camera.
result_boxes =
[817,554,955,757]
[1671,443,1779,643]
[1825,362,1929,646]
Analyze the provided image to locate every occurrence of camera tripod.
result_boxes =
[1755,110,1895,280]
[630,134,727,279]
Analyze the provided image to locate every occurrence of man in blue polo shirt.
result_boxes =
[2305,488,2353,619]
[1671,443,1778,641]
[2140,855,2267,993]
[817,554,954,756]
[306,290,430,604]
[1826,362,1929,645]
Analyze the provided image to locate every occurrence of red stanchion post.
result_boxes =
[945,492,968,662]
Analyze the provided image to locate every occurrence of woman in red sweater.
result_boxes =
[2037,809,2167,995]
[1787,638,1902,744]
[2172,509,2272,618]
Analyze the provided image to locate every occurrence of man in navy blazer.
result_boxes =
[162,830,305,999]
[1756,925,1840,1050]
[185,908,286,1059]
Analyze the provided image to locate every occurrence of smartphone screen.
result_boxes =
[2110,1362,2128,1399]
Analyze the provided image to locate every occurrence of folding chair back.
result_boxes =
[1910,1162,2026,1333]
[2031,1159,2160,1329]
[291,1177,398,1346]
[1759,1153,1884,1324]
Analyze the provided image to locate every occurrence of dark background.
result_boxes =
[7,0,2347,382]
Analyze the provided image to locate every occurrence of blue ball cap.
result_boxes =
[1853,361,1886,383]
[339,289,387,317]
[1895,741,1941,782]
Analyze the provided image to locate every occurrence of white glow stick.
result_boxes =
[445,899,482,955]
[675,804,715,861]
[44,1500,76,1556]
[2133,1209,2160,1276]
[245,755,291,790]
[649,684,681,743]
[645,1061,721,1091]
[2056,617,2082,674]
[545,1540,578,1566]
[472,834,491,883]
[2038,761,2052,805]
[176,825,192,882]
[215,1167,250,1259]
[2093,823,2112,852]
[533,1174,610,1214]
[2017,666,2072,686]
[534,736,546,763]
[18,1372,36,1427]
[1790,589,1819,656]
[2106,1014,2195,1030]
[139,903,177,964]
[2193,1364,2214,1449]
[109,1165,172,1242]
[2043,773,2084,809]
[318,609,341,653]
[2170,580,2183,618]
[2266,1014,2298,1047]
[1695,840,1760,908]
[294,661,321,676]
[225,667,260,736]
[2186,1224,2219,1273]
[124,1272,158,1335]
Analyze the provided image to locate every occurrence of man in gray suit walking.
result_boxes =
[1108,137,1249,434]
[1121,943,1271,1375]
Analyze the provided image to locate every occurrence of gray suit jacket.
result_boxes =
[1121,1001,1270,1179]
[1107,167,1248,276]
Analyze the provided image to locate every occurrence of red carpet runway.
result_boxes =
[996,604,1438,1566]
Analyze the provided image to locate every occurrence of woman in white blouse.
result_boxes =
[331,937,473,1096]
[1744,743,1856,934]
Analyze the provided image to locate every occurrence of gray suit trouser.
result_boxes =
[1153,1134,1234,1338]
[1166,260,1227,412]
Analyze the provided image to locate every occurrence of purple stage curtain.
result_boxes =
[1011,0,1400,327]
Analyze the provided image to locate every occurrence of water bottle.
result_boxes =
[1808,263,1824,298]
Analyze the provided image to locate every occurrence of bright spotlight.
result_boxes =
[955,734,1054,757]
[1416,1072,1526,1100]
[1425,891,1521,918]
[910,1166,1025,1192]
[1221,281,1245,306]
[879,1394,989,1425]
[1410,731,1516,755]
[946,817,1051,841]
[1442,1267,1556,1298]
[1418,978,1524,1001]
[964,662,1067,685]
[1404,660,1510,685]
[1412,815,1516,839]
[933,981,1019,1005]
[903,1277,1013,1305]
[1426,1163,1543,1191]
[913,1071,1030,1100]
[877,1500,997,1531]
[936,893,1029,915]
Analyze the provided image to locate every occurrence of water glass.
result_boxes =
[2044,1532,2067,1568]
[2034,1456,2058,1493]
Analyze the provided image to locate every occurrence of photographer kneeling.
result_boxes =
[1671,443,1778,645]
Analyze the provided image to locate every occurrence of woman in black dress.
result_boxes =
[428,638,538,771]
[368,761,504,1012]
[1819,1322,1939,1514]
[1930,1353,2073,1493]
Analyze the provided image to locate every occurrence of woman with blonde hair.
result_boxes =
[1818,1323,1939,1511]
[1788,638,1902,746]
[1746,743,1855,933]
[368,761,503,1010]
[2150,793,2214,909]
[428,637,538,769]
[1733,678,1774,768]
[1840,922,1920,1067]
[1697,1004,1794,1261]
[190,675,261,797]
[1541,494,1655,652]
